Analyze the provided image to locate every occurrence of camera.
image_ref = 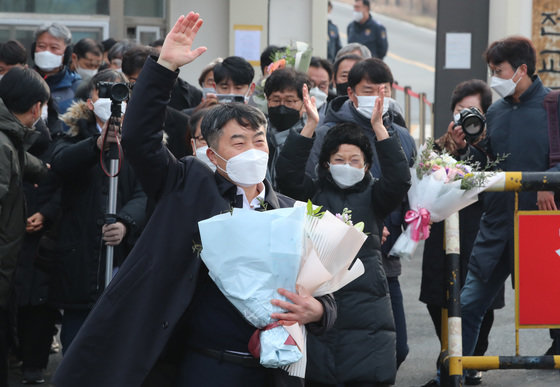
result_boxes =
[216,94,245,103]
[455,107,485,142]
[97,82,130,102]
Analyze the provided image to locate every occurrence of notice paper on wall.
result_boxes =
[234,25,263,66]
[445,32,471,69]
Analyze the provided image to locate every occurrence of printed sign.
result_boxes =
[532,0,560,89]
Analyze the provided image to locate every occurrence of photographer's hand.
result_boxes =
[158,12,207,71]
[102,222,127,246]
[447,121,466,150]
[537,191,557,211]
[97,120,121,151]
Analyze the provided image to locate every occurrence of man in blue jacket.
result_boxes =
[347,0,388,60]
[461,36,560,359]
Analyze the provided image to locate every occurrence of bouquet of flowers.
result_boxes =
[197,202,367,377]
[388,142,504,259]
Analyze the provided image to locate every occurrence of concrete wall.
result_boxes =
[167,0,328,86]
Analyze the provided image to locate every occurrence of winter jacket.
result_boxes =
[0,99,48,308]
[14,119,62,306]
[49,101,147,309]
[469,76,557,282]
[41,66,81,115]
[304,97,416,277]
[347,14,388,59]
[276,130,410,384]
[327,19,342,63]
[169,77,202,111]
[53,56,336,387]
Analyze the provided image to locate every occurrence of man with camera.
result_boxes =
[49,69,146,353]
[459,36,560,365]
[420,79,505,386]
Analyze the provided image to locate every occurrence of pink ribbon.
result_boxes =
[404,208,431,241]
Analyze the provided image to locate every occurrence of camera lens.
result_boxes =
[462,115,483,135]
[111,83,130,102]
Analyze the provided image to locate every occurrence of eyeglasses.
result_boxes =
[267,97,303,109]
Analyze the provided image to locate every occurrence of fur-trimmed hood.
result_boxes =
[60,100,96,138]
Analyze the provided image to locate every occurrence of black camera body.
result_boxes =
[455,107,485,143]
[97,81,130,119]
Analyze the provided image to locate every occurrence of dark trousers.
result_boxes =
[0,308,8,387]
[387,276,409,368]
[18,305,58,369]
[427,303,494,356]
[60,309,90,354]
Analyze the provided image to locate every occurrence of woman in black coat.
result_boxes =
[276,87,411,386]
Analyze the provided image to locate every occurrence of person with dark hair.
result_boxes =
[347,0,388,60]
[121,45,193,159]
[198,57,222,90]
[48,69,147,353]
[419,79,503,387]
[333,54,361,96]
[107,41,133,71]
[263,68,312,187]
[100,38,117,69]
[327,1,342,63]
[0,66,50,386]
[276,86,410,386]
[71,38,103,80]
[260,45,284,76]
[32,23,81,115]
[189,104,218,171]
[460,35,560,367]
[149,38,165,53]
[53,14,336,387]
[305,57,415,372]
[213,55,255,100]
[0,40,27,79]
[308,57,333,116]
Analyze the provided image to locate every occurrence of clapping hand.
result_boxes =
[158,12,207,71]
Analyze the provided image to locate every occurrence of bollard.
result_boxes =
[419,92,426,144]
[404,86,411,129]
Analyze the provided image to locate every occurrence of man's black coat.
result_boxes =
[54,57,335,387]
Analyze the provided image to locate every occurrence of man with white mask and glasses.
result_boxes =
[305,57,415,370]
[53,13,335,387]
[460,36,560,362]
[32,23,81,115]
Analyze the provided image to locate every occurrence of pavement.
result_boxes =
[9,241,560,386]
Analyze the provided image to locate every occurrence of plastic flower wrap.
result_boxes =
[389,141,504,259]
[197,202,367,377]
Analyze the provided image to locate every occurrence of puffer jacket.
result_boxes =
[49,101,147,309]
[41,66,81,115]
[0,98,48,307]
[276,130,411,384]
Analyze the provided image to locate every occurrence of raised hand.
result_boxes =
[370,84,389,140]
[300,84,320,138]
[158,12,207,71]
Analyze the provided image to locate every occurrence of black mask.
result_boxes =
[336,82,349,96]
[268,105,301,131]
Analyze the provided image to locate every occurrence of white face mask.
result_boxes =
[76,66,98,80]
[34,50,63,71]
[93,98,127,123]
[0,74,4,81]
[490,68,520,98]
[41,104,49,122]
[353,11,364,22]
[329,163,365,189]
[309,87,328,109]
[212,148,269,187]
[194,145,217,172]
[356,95,390,119]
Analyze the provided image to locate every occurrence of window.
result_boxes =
[0,0,109,15]
[124,0,164,18]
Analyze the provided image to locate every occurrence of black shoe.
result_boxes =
[419,378,439,387]
[21,368,45,384]
[464,369,482,385]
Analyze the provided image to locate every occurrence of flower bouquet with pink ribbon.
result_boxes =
[389,143,503,259]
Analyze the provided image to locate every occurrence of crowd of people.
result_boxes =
[0,1,559,386]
